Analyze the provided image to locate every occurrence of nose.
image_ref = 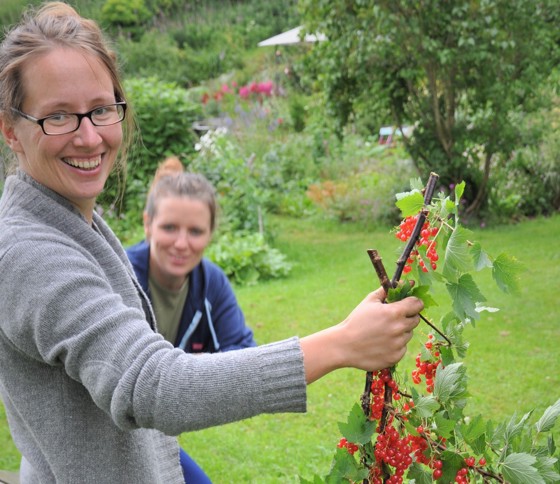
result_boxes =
[73,117,102,146]
[174,229,190,249]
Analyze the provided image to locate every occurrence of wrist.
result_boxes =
[301,323,346,384]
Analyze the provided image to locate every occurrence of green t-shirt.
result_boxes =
[148,275,190,344]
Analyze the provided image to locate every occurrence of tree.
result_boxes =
[300,0,560,216]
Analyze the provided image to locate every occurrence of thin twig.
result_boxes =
[420,313,452,345]
[391,173,439,287]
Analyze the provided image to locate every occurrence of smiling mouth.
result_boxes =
[62,155,101,171]
[170,254,188,263]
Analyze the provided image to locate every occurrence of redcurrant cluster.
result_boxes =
[408,433,429,466]
[336,437,359,455]
[370,420,414,484]
[395,215,439,274]
[430,458,444,480]
[453,456,486,483]
[369,368,399,420]
[411,335,442,393]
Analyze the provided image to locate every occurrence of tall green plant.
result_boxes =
[306,175,559,483]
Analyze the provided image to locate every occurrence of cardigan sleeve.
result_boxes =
[0,234,307,436]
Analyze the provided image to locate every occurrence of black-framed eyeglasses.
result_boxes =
[11,102,127,136]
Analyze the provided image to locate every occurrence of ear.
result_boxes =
[143,211,151,241]
[0,115,23,153]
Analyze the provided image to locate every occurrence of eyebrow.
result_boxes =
[36,98,117,114]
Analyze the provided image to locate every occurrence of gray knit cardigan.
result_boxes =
[0,171,306,483]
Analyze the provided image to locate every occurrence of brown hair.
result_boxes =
[0,1,134,176]
[145,157,218,232]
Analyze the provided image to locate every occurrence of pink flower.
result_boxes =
[220,84,231,93]
[257,81,274,96]
[238,86,250,99]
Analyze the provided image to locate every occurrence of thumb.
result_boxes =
[369,286,388,303]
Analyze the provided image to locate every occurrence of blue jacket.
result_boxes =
[126,241,256,353]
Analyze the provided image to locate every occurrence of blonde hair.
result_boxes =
[0,1,134,177]
[145,157,218,232]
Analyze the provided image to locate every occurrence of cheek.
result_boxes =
[105,126,124,155]
[191,237,211,254]
[150,232,174,253]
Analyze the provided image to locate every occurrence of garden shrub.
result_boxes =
[189,129,267,234]
[289,97,306,133]
[101,0,151,39]
[206,232,292,286]
[307,142,419,225]
[488,142,560,221]
[117,33,192,86]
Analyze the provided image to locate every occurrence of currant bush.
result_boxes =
[305,177,559,484]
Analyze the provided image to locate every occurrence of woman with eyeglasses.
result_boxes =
[0,2,423,483]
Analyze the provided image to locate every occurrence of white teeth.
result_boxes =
[64,156,101,170]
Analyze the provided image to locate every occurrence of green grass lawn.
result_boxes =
[1,214,559,482]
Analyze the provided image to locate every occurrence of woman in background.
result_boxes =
[127,157,256,483]
[127,156,256,354]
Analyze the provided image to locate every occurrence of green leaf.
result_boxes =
[461,414,486,442]
[446,273,486,321]
[409,177,425,191]
[492,253,523,294]
[440,450,468,483]
[470,242,493,270]
[387,279,414,302]
[410,284,438,309]
[461,414,487,454]
[337,403,376,445]
[454,181,466,206]
[535,399,560,433]
[326,447,369,483]
[442,224,473,280]
[501,453,545,484]
[535,456,560,484]
[413,395,440,418]
[433,412,456,439]
[433,362,467,404]
[406,462,433,484]
[395,190,425,217]
[504,412,534,443]
[547,434,556,456]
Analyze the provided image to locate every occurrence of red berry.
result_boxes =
[433,469,443,479]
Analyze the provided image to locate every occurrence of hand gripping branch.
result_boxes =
[359,173,439,482]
